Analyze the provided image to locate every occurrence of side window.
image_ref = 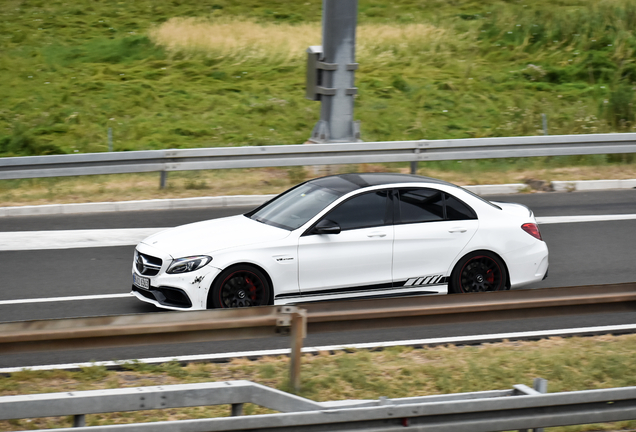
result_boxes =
[323,190,389,231]
[397,188,444,223]
[445,193,477,220]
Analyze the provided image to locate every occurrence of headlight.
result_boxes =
[167,256,212,274]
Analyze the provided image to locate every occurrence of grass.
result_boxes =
[2,334,636,431]
[1,0,636,205]
[1,0,636,157]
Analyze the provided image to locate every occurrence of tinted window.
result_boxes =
[398,188,444,223]
[397,188,477,223]
[445,193,477,220]
[323,190,389,231]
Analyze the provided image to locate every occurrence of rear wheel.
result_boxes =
[209,265,271,308]
[449,252,507,294]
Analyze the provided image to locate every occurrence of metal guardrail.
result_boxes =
[2,284,635,355]
[1,378,636,432]
[301,282,636,333]
[1,133,635,181]
[1,283,636,391]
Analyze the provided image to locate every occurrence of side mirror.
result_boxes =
[312,219,341,235]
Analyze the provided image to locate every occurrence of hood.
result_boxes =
[140,215,290,258]
[491,201,534,219]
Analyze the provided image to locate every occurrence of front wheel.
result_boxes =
[209,265,271,308]
[449,252,508,294]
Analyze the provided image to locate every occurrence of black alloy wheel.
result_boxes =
[449,252,507,293]
[210,266,271,308]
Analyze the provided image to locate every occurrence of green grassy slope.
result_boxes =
[0,0,635,163]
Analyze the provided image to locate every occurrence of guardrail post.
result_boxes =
[160,171,167,189]
[411,146,421,174]
[532,378,548,432]
[277,306,307,393]
[230,403,244,416]
[518,378,548,432]
[290,309,307,393]
[73,414,85,427]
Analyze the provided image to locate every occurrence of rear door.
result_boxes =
[392,188,478,288]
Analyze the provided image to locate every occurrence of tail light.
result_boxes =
[521,223,543,241]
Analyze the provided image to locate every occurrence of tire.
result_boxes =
[209,265,272,309]
[448,251,508,294]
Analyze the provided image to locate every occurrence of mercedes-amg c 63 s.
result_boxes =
[131,173,548,310]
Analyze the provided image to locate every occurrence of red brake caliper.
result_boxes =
[245,277,257,300]
[486,269,495,284]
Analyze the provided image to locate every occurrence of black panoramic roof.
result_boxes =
[306,173,453,195]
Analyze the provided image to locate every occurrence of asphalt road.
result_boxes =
[0,190,635,368]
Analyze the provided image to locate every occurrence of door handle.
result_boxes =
[449,228,467,233]
[367,232,387,238]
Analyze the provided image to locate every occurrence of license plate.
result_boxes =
[133,273,150,290]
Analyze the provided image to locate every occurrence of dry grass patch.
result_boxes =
[149,18,456,62]
[0,168,303,207]
[0,163,635,207]
[417,163,636,186]
[149,18,319,61]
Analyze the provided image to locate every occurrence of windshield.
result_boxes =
[247,183,343,230]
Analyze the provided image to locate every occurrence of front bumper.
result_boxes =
[132,243,221,310]
[131,285,193,308]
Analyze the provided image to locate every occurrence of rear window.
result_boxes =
[398,189,444,223]
[396,188,477,223]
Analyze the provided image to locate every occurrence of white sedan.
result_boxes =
[131,173,548,310]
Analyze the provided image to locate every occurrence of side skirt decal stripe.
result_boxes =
[288,290,440,303]
[275,278,449,300]
[276,282,393,300]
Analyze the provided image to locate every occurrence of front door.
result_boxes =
[298,190,393,297]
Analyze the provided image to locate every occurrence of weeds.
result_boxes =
[77,365,109,382]
[604,83,635,129]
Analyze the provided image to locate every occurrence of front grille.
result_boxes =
[135,252,162,276]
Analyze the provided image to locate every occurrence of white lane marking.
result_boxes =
[0,215,635,251]
[1,323,634,374]
[0,228,167,251]
[0,293,131,306]
[536,214,636,224]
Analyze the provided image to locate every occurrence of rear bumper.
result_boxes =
[506,241,549,288]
